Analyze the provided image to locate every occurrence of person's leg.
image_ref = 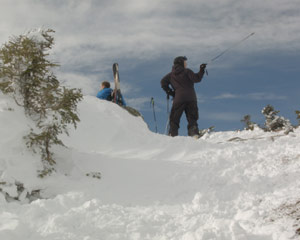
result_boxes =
[169,102,185,136]
[185,101,199,136]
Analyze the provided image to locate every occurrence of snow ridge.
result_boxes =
[0,94,300,239]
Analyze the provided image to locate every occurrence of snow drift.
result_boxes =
[0,94,300,240]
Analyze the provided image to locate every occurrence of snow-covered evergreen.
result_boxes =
[262,105,293,134]
[0,29,82,174]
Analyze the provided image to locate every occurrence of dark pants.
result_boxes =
[169,101,199,137]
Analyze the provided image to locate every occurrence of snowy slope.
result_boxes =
[0,94,300,240]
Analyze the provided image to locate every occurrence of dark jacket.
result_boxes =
[161,64,205,104]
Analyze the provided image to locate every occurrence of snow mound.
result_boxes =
[1,94,300,239]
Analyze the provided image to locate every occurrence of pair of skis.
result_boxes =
[112,63,125,106]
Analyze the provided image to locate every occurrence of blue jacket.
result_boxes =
[96,87,126,106]
[96,88,113,100]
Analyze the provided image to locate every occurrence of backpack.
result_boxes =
[106,92,113,101]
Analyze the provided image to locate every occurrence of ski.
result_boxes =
[112,63,125,106]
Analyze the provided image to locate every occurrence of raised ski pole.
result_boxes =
[150,97,158,133]
[206,32,255,65]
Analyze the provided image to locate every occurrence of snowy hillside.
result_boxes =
[1,94,300,240]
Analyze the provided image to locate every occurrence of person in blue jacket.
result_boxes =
[96,81,126,106]
[96,81,113,101]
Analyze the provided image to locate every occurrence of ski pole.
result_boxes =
[150,97,158,133]
[164,94,170,135]
[206,32,255,64]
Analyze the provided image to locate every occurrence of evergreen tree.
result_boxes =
[241,115,256,130]
[295,111,300,127]
[0,29,82,176]
[262,105,293,134]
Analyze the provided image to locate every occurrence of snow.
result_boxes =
[0,93,300,239]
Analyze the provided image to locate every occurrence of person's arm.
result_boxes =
[187,64,206,83]
[161,73,175,97]
[96,90,106,99]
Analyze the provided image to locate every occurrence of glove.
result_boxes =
[167,89,175,97]
[200,63,207,71]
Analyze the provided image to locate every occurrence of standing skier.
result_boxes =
[161,56,207,138]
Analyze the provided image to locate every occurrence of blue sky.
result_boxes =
[0,0,299,135]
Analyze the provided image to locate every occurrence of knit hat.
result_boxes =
[173,56,187,66]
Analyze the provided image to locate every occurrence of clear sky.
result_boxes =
[0,0,299,135]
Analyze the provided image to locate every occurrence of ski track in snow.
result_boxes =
[0,95,300,240]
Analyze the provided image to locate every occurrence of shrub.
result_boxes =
[295,110,300,128]
[241,114,257,131]
[0,29,82,175]
[262,105,293,134]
